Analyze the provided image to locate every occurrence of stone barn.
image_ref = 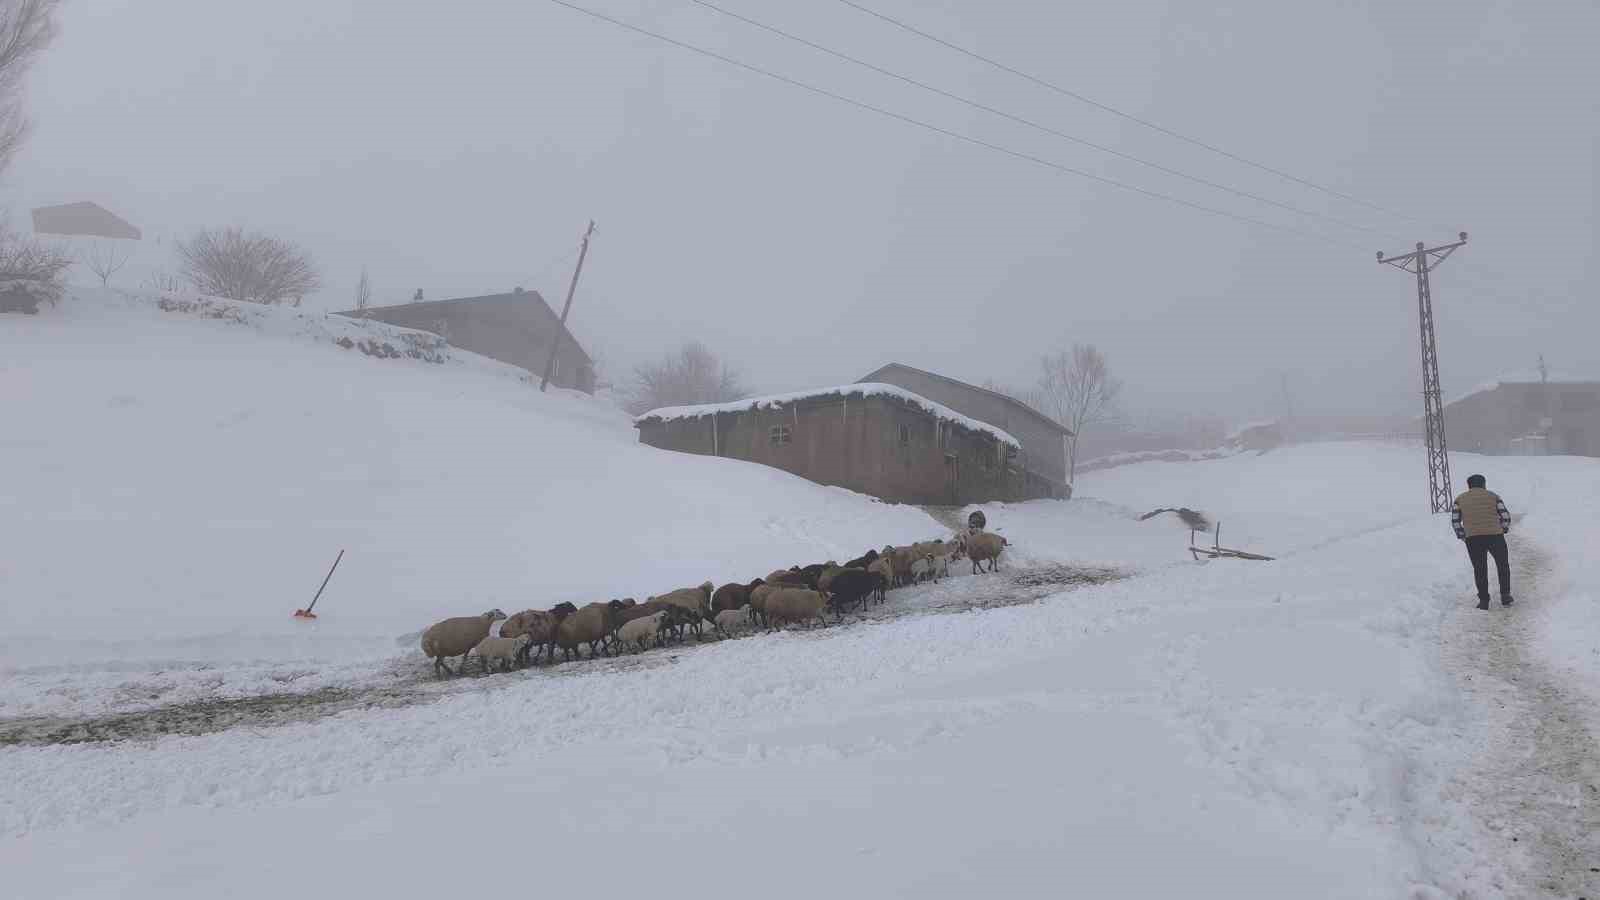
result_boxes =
[1444,373,1600,457]
[339,289,595,393]
[858,363,1072,499]
[634,383,1026,505]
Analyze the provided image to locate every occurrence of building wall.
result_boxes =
[861,365,1067,495]
[637,395,1023,505]
[1445,383,1600,456]
[355,294,594,393]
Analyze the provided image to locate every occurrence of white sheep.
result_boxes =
[470,633,533,674]
[617,610,668,652]
[910,556,933,584]
[713,608,748,637]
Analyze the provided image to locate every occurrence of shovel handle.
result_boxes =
[305,550,344,614]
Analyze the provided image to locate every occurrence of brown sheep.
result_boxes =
[764,588,831,631]
[420,609,508,677]
[648,582,714,639]
[766,569,808,587]
[554,600,627,661]
[748,582,780,629]
[960,531,1007,574]
[888,546,917,587]
[712,579,762,614]
[500,602,578,666]
[616,598,675,625]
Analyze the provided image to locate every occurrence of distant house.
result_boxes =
[31,201,141,240]
[338,289,595,393]
[1445,373,1600,457]
[858,363,1072,499]
[634,383,1026,506]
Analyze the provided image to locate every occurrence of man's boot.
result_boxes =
[1501,595,1515,607]
[1476,597,1491,610]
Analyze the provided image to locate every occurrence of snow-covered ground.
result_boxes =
[4,289,1599,897]
[1,288,938,719]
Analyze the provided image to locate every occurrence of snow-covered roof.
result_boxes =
[635,382,1021,448]
[1449,371,1600,406]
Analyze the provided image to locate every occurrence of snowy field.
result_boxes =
[4,289,1599,898]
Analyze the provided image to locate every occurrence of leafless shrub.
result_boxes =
[626,341,749,414]
[0,0,59,178]
[81,239,132,286]
[0,225,70,312]
[176,226,321,305]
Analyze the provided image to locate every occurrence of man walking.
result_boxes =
[1451,474,1513,610]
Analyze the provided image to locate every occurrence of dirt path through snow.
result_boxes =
[1441,539,1600,897]
[0,563,1123,748]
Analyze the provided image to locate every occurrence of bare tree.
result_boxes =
[0,0,59,178]
[176,226,321,305]
[81,239,132,286]
[354,265,372,316]
[627,340,749,414]
[1035,344,1122,484]
[142,268,186,294]
[0,224,70,312]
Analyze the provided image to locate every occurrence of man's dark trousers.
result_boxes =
[1464,534,1511,601]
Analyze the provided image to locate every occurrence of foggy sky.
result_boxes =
[9,0,1595,425]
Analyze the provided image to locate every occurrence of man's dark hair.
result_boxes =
[1466,474,1487,488]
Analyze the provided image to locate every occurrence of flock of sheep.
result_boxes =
[419,529,1009,677]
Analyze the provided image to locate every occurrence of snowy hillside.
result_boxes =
[1,287,939,711]
[5,290,1600,897]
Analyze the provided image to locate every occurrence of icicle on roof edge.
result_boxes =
[635,382,1021,449]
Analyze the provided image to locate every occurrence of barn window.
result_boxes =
[769,425,792,446]
[899,423,911,446]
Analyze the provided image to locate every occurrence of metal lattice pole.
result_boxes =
[1379,232,1468,513]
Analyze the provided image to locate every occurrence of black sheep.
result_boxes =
[825,568,878,614]
[843,549,879,570]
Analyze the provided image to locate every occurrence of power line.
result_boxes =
[830,0,1440,228]
[693,0,1395,240]
[546,0,1369,251]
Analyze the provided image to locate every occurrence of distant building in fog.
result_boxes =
[339,289,594,393]
[1444,373,1600,457]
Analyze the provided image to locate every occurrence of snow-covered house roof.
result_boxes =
[1449,371,1600,407]
[635,382,1021,449]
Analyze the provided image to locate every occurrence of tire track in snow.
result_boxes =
[1442,540,1600,897]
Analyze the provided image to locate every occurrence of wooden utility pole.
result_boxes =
[540,220,597,392]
